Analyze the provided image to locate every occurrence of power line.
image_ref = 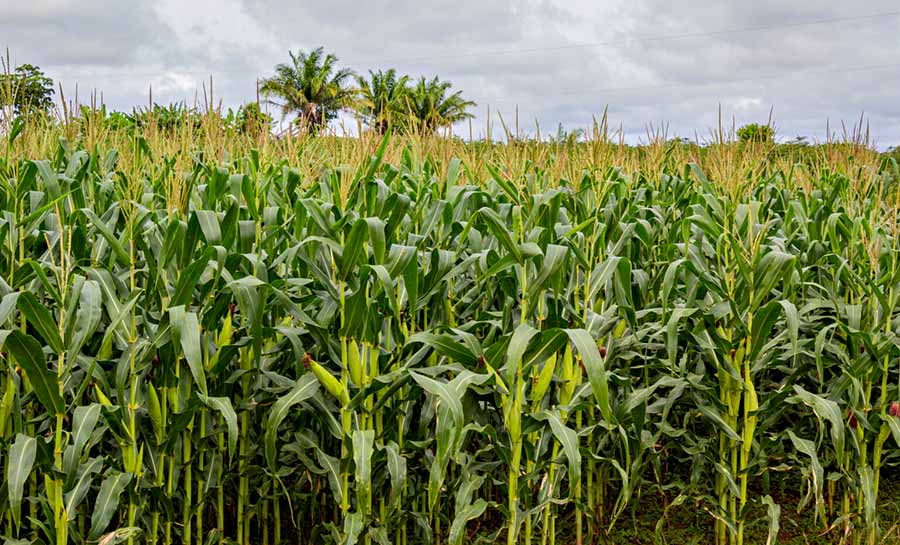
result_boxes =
[487,61,900,104]
[38,9,900,81]
[345,10,900,66]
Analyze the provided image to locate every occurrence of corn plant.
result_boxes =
[0,119,898,545]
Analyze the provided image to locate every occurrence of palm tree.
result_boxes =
[259,47,355,132]
[355,69,411,133]
[404,76,475,132]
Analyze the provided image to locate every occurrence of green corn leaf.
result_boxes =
[753,251,795,308]
[791,386,845,467]
[407,331,479,367]
[383,442,407,501]
[859,466,875,530]
[0,292,20,326]
[20,259,62,306]
[64,456,103,516]
[409,371,463,428]
[89,471,134,539]
[352,429,374,516]
[342,511,365,545]
[698,403,741,442]
[4,330,65,415]
[526,243,568,303]
[564,328,613,424]
[194,209,222,245]
[502,323,538,388]
[762,495,781,545]
[340,218,369,280]
[316,448,342,507]
[666,307,697,368]
[487,164,521,205]
[788,431,824,519]
[17,291,64,355]
[365,217,386,264]
[449,475,488,545]
[169,307,207,395]
[264,374,319,471]
[477,207,522,263]
[199,394,239,460]
[7,433,36,529]
[888,416,900,448]
[64,403,101,475]
[778,300,800,361]
[33,159,61,199]
[533,410,582,491]
[170,249,211,307]
[68,279,102,358]
[81,208,130,263]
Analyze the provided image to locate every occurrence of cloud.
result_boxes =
[731,97,763,112]
[2,0,899,145]
[1,0,175,67]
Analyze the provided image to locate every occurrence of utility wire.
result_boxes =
[488,61,900,103]
[346,10,900,65]
[37,10,900,81]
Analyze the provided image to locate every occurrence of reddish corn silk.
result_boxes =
[848,410,858,429]
[890,402,900,418]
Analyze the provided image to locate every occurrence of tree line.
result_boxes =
[261,47,475,133]
[1,47,475,134]
[5,52,896,153]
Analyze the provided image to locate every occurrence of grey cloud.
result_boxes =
[2,0,899,145]
[1,0,175,67]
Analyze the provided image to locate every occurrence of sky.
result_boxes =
[3,0,900,146]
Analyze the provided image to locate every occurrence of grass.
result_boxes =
[591,472,900,545]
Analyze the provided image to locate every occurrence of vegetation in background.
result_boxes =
[355,68,412,133]
[259,47,357,132]
[258,47,475,134]
[0,62,55,116]
[737,122,775,144]
[231,102,273,137]
[403,75,476,132]
[73,102,273,137]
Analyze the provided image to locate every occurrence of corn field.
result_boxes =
[1,117,900,545]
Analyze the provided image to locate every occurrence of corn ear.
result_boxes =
[531,352,557,404]
[307,355,349,406]
[347,339,363,387]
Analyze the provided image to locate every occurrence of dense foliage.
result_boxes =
[72,103,273,137]
[355,69,412,134]
[0,64,55,116]
[0,120,899,545]
[259,47,357,131]
[737,123,775,144]
[403,76,476,132]
[258,48,475,134]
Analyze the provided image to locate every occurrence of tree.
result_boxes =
[404,76,475,132]
[0,64,54,116]
[737,123,774,144]
[259,48,355,132]
[355,69,411,133]
[549,123,584,146]
[236,102,273,136]
[131,102,202,133]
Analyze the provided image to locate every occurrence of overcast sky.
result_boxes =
[3,0,900,146]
